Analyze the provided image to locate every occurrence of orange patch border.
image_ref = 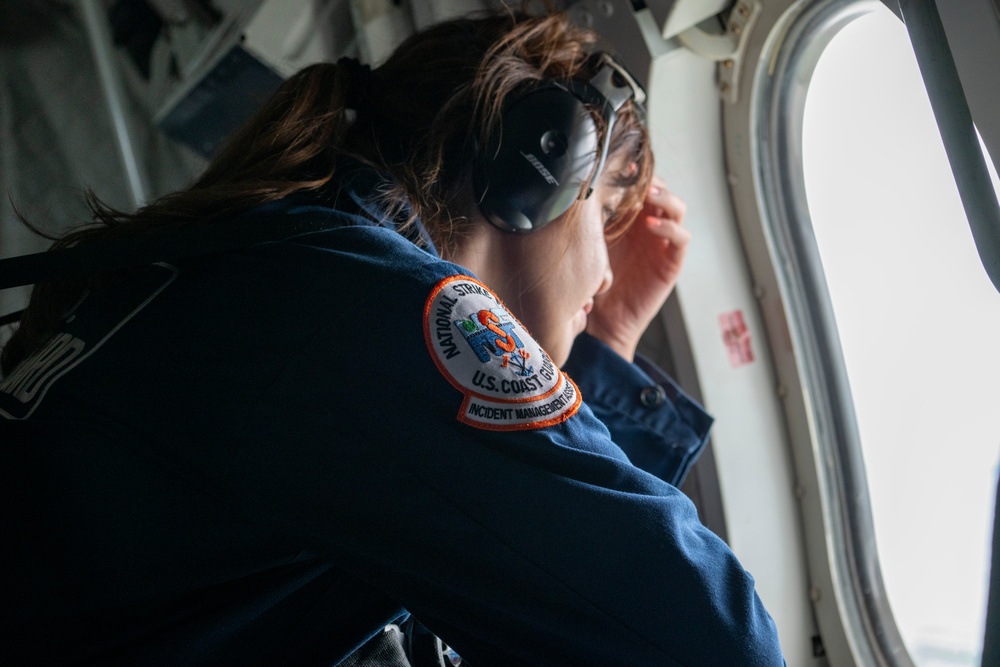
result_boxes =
[423,274,582,431]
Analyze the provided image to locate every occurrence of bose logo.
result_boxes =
[519,152,559,186]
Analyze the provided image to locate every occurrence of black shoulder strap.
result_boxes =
[0,202,370,327]
[0,211,354,292]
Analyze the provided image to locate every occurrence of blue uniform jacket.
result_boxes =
[0,160,783,666]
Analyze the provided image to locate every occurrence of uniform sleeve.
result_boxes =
[563,332,713,487]
[222,236,784,667]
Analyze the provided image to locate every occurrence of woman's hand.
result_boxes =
[586,175,690,362]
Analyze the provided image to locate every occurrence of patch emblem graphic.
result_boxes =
[424,275,581,431]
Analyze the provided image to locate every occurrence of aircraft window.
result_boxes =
[800,5,1000,665]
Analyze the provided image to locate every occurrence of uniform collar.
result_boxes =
[288,155,439,257]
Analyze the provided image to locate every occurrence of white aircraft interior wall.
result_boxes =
[645,43,820,667]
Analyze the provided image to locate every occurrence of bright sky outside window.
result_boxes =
[800,5,1000,665]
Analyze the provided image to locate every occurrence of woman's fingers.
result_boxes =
[645,185,685,224]
[645,214,691,247]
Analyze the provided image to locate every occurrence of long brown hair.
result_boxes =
[1,10,652,374]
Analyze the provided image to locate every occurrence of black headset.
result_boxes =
[474,53,646,234]
[0,54,645,325]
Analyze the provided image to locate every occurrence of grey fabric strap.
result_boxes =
[338,627,413,667]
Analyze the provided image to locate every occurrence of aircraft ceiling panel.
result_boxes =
[645,0,728,39]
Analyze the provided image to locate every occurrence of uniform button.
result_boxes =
[640,384,667,407]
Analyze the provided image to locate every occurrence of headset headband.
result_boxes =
[587,53,647,190]
[473,52,646,234]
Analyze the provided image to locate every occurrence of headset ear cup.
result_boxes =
[474,84,600,234]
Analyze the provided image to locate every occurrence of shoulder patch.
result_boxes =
[424,274,581,431]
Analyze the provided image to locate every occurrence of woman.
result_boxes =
[0,10,784,666]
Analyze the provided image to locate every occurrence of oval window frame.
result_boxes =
[721,0,914,664]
